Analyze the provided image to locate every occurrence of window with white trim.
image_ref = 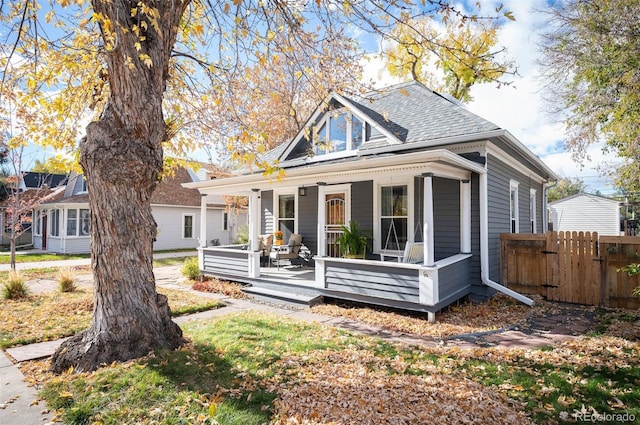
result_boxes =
[50,209,60,237]
[183,214,194,239]
[510,180,519,233]
[276,193,296,241]
[65,209,90,236]
[314,109,364,155]
[380,184,409,251]
[530,189,537,233]
[34,210,41,236]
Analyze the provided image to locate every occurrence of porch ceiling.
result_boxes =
[184,149,487,195]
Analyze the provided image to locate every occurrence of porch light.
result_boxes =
[298,186,307,196]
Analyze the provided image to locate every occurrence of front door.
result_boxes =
[322,185,351,257]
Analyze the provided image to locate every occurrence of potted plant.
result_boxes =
[336,221,369,259]
[274,230,284,245]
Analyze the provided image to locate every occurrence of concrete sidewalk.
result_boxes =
[0,250,196,272]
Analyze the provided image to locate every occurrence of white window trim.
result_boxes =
[182,213,195,239]
[373,177,414,254]
[530,188,537,233]
[510,180,520,234]
[49,209,61,238]
[66,208,78,237]
[273,189,298,235]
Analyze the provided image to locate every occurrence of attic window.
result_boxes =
[314,110,364,155]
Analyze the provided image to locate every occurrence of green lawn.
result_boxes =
[38,311,640,425]
[0,253,90,264]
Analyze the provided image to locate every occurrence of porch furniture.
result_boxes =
[258,234,273,266]
[402,242,424,264]
[270,233,303,269]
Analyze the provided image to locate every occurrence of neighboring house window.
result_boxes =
[65,209,90,236]
[530,189,537,233]
[34,210,40,236]
[67,209,77,236]
[223,212,229,231]
[314,110,364,155]
[50,209,60,237]
[277,193,296,240]
[510,180,519,233]
[80,209,90,235]
[380,184,408,251]
[80,178,87,193]
[183,214,194,239]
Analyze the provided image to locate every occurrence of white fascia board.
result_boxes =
[183,149,486,195]
[496,130,560,181]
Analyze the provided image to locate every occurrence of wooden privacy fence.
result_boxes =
[500,231,640,309]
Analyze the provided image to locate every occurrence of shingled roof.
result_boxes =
[43,167,206,207]
[352,81,500,149]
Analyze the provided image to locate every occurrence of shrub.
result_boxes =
[57,267,77,293]
[2,271,29,300]
[234,223,249,244]
[181,257,201,280]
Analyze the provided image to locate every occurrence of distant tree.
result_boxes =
[539,0,640,192]
[383,14,516,102]
[547,177,587,203]
[1,147,50,270]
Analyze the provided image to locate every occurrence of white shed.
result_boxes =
[548,193,620,236]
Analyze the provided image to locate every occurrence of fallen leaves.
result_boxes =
[270,348,532,425]
[191,278,249,299]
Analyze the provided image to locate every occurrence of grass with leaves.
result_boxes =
[0,287,222,349]
[20,311,639,425]
[0,253,90,264]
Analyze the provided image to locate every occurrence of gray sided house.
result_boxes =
[185,81,558,320]
[33,167,246,254]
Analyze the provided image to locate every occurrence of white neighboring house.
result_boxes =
[32,167,247,254]
[548,193,621,236]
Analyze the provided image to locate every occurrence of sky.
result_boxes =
[361,0,619,196]
[10,0,620,195]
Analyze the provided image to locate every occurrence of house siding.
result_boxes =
[438,256,472,303]
[202,249,249,277]
[324,261,419,303]
[154,206,203,251]
[486,154,543,283]
[261,190,274,234]
[298,186,319,254]
[351,180,374,244]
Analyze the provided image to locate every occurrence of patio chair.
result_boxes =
[402,242,424,264]
[258,234,273,267]
[270,233,303,269]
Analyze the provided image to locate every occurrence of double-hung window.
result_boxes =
[277,193,296,241]
[34,210,41,235]
[50,209,60,237]
[530,189,537,233]
[380,185,408,251]
[67,209,78,236]
[510,180,519,233]
[314,110,364,156]
[183,214,194,239]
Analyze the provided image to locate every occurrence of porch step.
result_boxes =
[242,286,323,308]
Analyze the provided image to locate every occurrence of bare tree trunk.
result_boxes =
[51,0,190,373]
[9,235,16,271]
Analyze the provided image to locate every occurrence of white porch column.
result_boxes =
[249,189,260,250]
[422,173,435,266]
[317,183,327,257]
[199,194,208,248]
[460,179,471,254]
[248,189,261,278]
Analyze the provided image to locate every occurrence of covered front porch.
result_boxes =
[187,149,486,321]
